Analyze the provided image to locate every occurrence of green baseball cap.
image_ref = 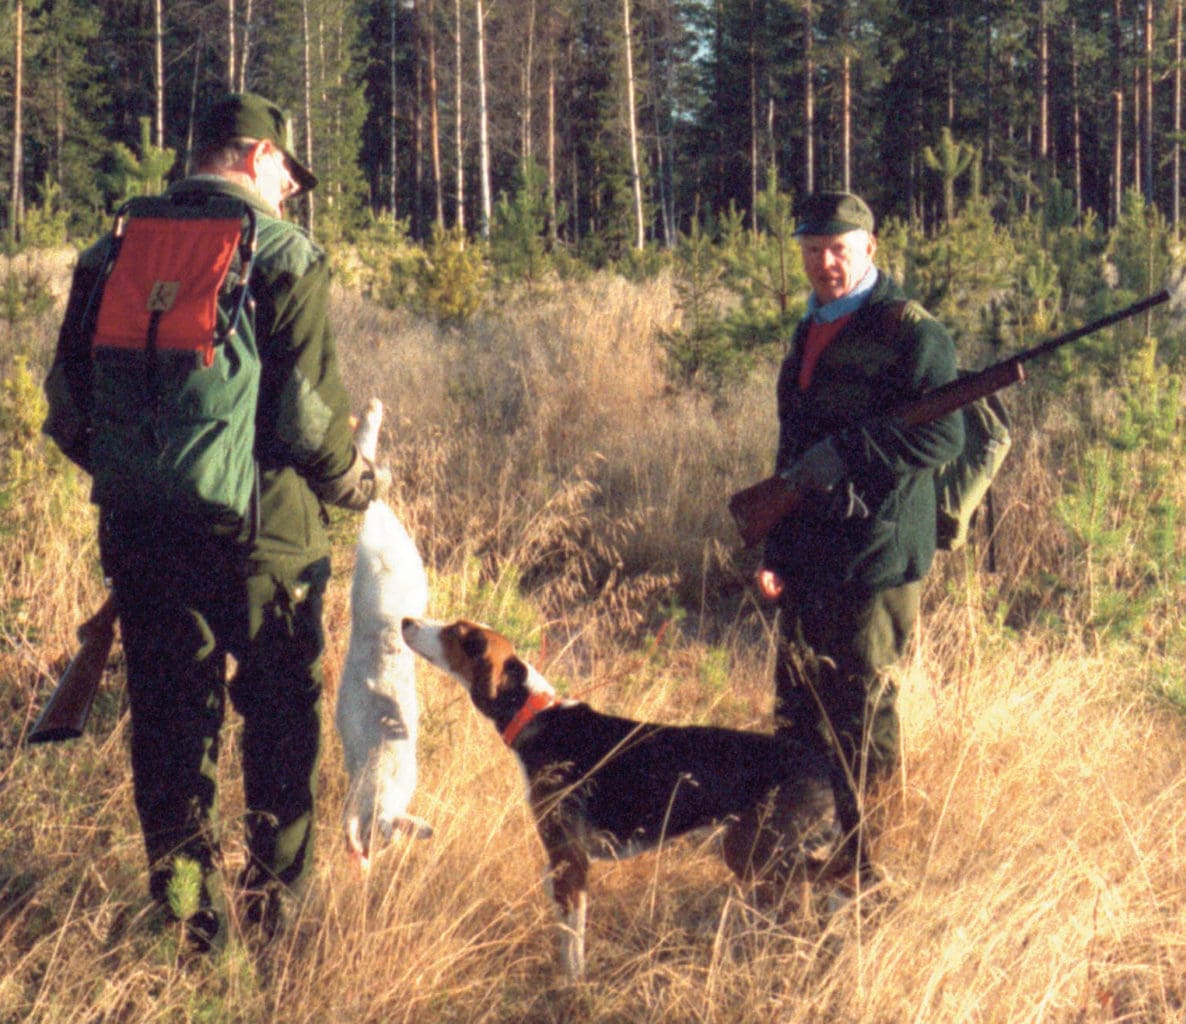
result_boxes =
[792,191,875,237]
[195,92,318,195]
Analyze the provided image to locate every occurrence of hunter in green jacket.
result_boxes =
[43,92,384,953]
[757,192,963,881]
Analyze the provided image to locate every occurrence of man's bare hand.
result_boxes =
[756,568,784,602]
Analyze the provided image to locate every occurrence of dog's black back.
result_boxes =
[516,704,829,851]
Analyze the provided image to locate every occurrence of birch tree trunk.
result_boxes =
[945,3,954,126]
[1037,0,1049,183]
[1133,50,1142,190]
[227,0,236,90]
[1112,0,1124,224]
[841,52,851,192]
[153,0,165,149]
[522,0,536,160]
[983,5,993,164]
[454,0,465,232]
[547,34,557,244]
[236,0,254,92]
[390,0,399,218]
[1144,0,1155,203]
[186,34,202,174]
[9,0,23,241]
[1071,18,1083,221]
[1176,0,1183,233]
[623,0,645,249]
[302,0,316,234]
[413,2,423,233]
[476,0,492,238]
[749,1,758,231]
[426,0,444,227]
[804,0,814,195]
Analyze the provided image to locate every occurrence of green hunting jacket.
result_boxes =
[44,177,362,574]
[762,273,965,592]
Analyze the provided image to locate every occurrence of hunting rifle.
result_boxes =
[27,593,117,744]
[728,289,1172,549]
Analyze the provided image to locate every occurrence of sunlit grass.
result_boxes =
[0,261,1183,1021]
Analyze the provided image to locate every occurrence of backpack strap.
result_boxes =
[878,296,1007,566]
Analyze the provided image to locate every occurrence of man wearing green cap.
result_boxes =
[756,190,964,879]
[44,92,385,951]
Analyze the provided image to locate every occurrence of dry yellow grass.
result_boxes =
[1,262,1184,1022]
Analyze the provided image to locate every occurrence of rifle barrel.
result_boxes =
[1017,289,1170,366]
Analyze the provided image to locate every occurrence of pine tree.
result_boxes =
[107,117,175,199]
[922,127,976,225]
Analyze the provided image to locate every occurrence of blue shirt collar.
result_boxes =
[806,266,879,324]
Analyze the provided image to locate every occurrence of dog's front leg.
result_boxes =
[542,844,589,981]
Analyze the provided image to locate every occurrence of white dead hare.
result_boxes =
[336,398,432,868]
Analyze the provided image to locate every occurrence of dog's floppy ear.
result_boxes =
[459,626,500,701]
[460,627,488,660]
[499,655,529,692]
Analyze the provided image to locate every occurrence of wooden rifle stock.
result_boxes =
[728,289,1171,549]
[28,594,118,744]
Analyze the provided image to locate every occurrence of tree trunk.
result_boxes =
[1144,0,1155,203]
[186,32,202,174]
[766,77,776,190]
[454,0,465,232]
[390,0,400,219]
[547,33,557,244]
[749,0,758,230]
[9,0,23,242]
[302,0,316,234]
[522,0,536,160]
[946,3,955,127]
[983,4,992,166]
[426,0,444,227]
[623,0,645,249]
[1112,0,1124,224]
[227,0,236,90]
[413,2,423,235]
[1133,54,1142,191]
[1037,0,1049,177]
[804,0,814,195]
[237,0,255,92]
[153,0,165,150]
[1071,18,1083,221]
[1176,0,1183,232]
[842,51,851,192]
[476,0,492,238]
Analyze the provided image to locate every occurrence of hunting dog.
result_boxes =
[401,616,848,980]
[336,400,432,868]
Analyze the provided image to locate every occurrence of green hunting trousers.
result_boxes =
[775,580,920,850]
[99,510,329,917]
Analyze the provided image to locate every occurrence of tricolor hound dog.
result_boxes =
[336,399,432,868]
[401,616,849,980]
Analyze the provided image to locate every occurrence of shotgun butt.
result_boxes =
[728,475,804,549]
[28,595,118,745]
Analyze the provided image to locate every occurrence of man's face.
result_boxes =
[250,139,300,214]
[798,230,877,304]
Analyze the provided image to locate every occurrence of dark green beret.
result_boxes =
[195,92,318,195]
[792,191,875,237]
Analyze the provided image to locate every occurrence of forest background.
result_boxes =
[4,0,1186,250]
[3,1,1186,1021]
